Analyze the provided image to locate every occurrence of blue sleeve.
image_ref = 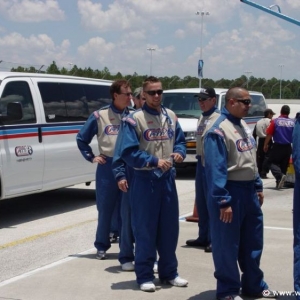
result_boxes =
[76,113,98,162]
[118,121,158,168]
[204,132,231,208]
[112,123,126,181]
[173,121,186,158]
[293,118,300,174]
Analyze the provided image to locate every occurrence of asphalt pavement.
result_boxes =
[0,176,295,300]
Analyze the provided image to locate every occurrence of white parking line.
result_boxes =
[0,219,292,288]
[0,248,95,288]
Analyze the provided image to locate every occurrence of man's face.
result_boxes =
[114,85,132,110]
[142,82,163,110]
[133,93,146,109]
[227,90,251,118]
[198,96,216,112]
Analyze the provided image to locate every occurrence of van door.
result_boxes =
[0,79,44,197]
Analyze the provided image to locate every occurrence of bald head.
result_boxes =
[225,87,251,119]
[225,87,248,104]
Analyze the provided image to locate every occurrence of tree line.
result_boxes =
[10,61,300,99]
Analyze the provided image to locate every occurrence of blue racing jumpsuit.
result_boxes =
[116,103,186,285]
[112,111,136,265]
[293,113,300,299]
[195,106,220,245]
[76,104,131,252]
[204,107,269,298]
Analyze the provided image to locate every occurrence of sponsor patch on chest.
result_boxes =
[236,137,254,152]
[143,128,174,141]
[104,125,120,135]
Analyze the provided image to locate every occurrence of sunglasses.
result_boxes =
[119,92,133,97]
[144,89,163,96]
[235,99,251,105]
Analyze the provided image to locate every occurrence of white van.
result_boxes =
[162,88,267,166]
[0,72,112,199]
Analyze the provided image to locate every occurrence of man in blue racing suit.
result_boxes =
[115,76,188,292]
[203,87,276,300]
[293,112,300,299]
[76,79,132,260]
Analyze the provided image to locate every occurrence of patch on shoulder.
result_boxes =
[124,116,137,126]
[93,111,100,119]
[213,128,224,137]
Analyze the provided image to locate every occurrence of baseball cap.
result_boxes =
[133,87,142,98]
[195,87,216,99]
[264,108,276,117]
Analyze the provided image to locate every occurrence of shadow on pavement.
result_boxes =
[0,187,96,229]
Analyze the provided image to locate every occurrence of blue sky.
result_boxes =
[0,0,299,81]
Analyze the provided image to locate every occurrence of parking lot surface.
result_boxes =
[0,177,295,300]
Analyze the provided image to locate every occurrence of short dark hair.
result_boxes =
[110,79,131,100]
[280,105,290,115]
[142,76,161,90]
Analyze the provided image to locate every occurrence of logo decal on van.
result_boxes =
[15,146,33,157]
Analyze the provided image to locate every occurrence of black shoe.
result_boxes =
[204,244,212,253]
[242,289,278,298]
[186,239,207,247]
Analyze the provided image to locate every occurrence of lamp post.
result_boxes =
[279,64,284,99]
[244,71,252,89]
[196,11,209,89]
[147,47,155,75]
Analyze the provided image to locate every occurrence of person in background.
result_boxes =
[76,79,132,260]
[116,76,188,292]
[252,108,276,179]
[186,87,220,253]
[204,87,276,300]
[132,87,146,109]
[263,105,295,189]
[293,112,300,300]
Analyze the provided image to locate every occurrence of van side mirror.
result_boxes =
[7,102,23,120]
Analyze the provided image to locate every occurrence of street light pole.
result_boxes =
[244,71,252,89]
[147,47,155,75]
[279,64,284,99]
[196,11,209,89]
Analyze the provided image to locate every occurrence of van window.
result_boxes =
[163,92,265,119]
[162,93,219,118]
[38,82,111,122]
[218,94,265,118]
[0,81,36,125]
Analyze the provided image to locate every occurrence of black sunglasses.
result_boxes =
[144,89,163,96]
[235,99,251,105]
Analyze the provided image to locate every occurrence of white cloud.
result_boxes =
[0,0,65,22]
[77,0,137,31]
[175,29,185,39]
[0,32,70,67]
